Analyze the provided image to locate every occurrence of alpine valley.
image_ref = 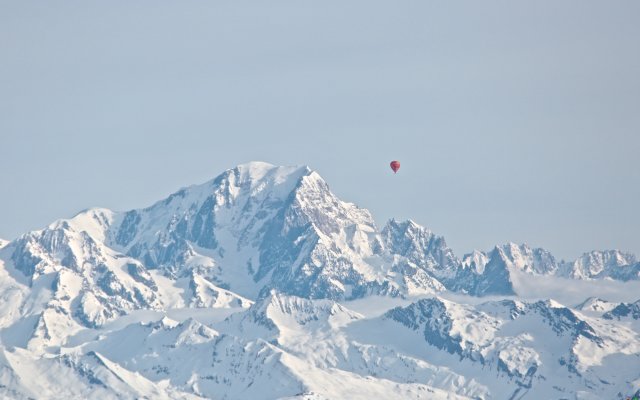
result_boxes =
[0,162,638,400]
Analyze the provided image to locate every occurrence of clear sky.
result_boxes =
[1,0,639,260]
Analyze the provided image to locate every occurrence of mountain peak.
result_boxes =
[566,249,638,280]
[577,249,636,266]
[51,207,115,241]
[485,242,559,275]
[235,160,277,170]
[575,297,617,313]
[229,162,312,187]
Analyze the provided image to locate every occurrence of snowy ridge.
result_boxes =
[384,297,640,398]
[464,244,640,284]
[0,162,639,399]
[603,300,640,320]
[564,250,639,280]
[575,297,618,313]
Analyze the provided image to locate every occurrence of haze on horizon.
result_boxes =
[1,0,639,260]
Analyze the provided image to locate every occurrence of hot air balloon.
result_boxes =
[390,160,400,174]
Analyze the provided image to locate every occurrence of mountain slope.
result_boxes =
[383,297,640,399]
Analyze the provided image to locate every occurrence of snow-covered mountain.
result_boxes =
[463,243,640,284]
[576,297,618,313]
[564,250,640,281]
[1,162,638,399]
[384,297,640,398]
[603,300,640,320]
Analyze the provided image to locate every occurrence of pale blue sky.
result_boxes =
[1,0,639,259]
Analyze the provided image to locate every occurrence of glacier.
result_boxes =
[0,162,638,399]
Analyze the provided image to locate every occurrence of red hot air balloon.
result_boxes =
[390,160,400,174]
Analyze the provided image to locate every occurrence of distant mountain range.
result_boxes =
[0,162,638,399]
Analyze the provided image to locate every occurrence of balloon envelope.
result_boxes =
[390,160,400,173]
